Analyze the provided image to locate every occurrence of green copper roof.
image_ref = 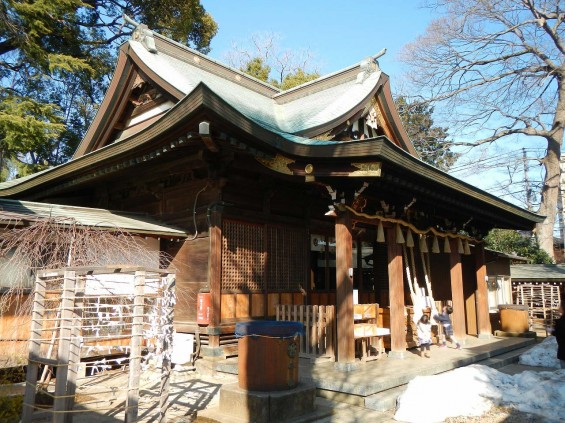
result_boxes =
[129,38,382,136]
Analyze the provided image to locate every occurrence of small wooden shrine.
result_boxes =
[0,19,543,367]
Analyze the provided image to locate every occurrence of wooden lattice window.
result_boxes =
[266,226,307,291]
[221,220,307,292]
[221,220,265,291]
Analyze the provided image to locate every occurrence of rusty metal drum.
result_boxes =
[498,304,529,333]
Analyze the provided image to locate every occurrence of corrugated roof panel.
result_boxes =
[0,199,187,237]
[511,264,565,280]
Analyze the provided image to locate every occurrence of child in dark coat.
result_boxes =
[554,301,565,369]
[433,305,461,349]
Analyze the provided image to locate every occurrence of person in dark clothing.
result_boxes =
[433,305,461,349]
[554,301,565,369]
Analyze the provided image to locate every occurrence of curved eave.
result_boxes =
[73,43,187,159]
[377,77,419,158]
[294,73,386,140]
[73,51,135,158]
[0,84,214,197]
[0,83,543,229]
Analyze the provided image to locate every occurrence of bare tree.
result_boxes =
[400,0,565,258]
[224,32,320,87]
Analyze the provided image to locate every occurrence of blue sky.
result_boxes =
[201,0,434,82]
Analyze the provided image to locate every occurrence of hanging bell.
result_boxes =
[443,237,451,253]
[457,238,464,254]
[396,224,405,244]
[419,234,428,253]
[406,229,414,248]
[432,235,440,253]
[377,221,385,243]
[464,239,471,255]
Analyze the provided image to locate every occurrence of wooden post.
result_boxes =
[53,270,76,423]
[475,244,492,338]
[335,212,356,368]
[449,240,466,343]
[208,206,222,351]
[159,274,175,423]
[126,270,145,423]
[64,273,85,423]
[22,275,46,423]
[387,227,406,358]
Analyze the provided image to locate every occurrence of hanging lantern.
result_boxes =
[464,239,471,255]
[396,224,405,244]
[419,234,428,253]
[432,235,440,253]
[457,238,464,254]
[377,221,385,243]
[443,237,451,253]
[406,229,414,248]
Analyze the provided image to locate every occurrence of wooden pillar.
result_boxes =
[335,212,356,368]
[22,275,46,423]
[126,270,145,423]
[475,243,492,338]
[387,227,406,358]
[449,239,466,343]
[208,206,222,351]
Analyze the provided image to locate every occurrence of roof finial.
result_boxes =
[356,48,386,83]
[122,14,158,54]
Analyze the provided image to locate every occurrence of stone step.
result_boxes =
[476,344,535,369]
[364,385,406,412]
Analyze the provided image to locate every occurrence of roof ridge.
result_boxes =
[149,32,281,97]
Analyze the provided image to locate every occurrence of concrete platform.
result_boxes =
[197,382,330,423]
[300,336,536,398]
[206,334,536,414]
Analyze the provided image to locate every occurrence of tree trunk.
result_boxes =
[536,80,565,260]
[537,139,561,259]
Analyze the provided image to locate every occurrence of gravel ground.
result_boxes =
[444,406,546,422]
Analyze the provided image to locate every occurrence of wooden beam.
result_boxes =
[208,206,222,349]
[474,244,492,338]
[335,212,355,365]
[387,227,406,357]
[449,239,466,343]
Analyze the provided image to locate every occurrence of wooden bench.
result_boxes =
[353,303,389,362]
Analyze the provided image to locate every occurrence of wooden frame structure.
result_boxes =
[0,20,543,370]
[21,267,174,422]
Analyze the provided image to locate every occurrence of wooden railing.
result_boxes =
[276,304,335,361]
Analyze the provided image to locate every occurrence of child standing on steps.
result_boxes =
[433,305,461,349]
[417,314,432,358]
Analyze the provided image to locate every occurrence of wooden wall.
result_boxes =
[220,292,305,320]
[166,237,210,328]
[429,253,452,300]
[462,254,478,335]
[0,293,31,360]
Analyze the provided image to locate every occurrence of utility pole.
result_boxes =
[559,154,565,262]
[523,148,532,212]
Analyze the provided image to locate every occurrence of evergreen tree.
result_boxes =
[240,57,319,90]
[278,68,319,90]
[484,229,553,264]
[0,1,217,178]
[396,96,457,171]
